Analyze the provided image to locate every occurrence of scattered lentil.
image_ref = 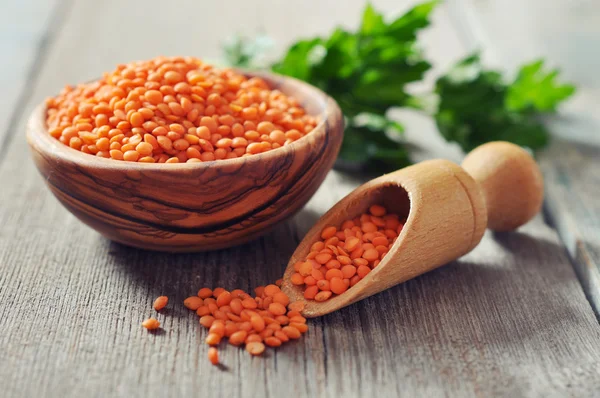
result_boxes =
[208,347,219,365]
[183,296,203,310]
[185,283,308,364]
[142,318,160,330]
[153,296,168,311]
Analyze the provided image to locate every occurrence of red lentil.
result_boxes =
[282,326,302,339]
[289,322,308,333]
[197,287,213,299]
[196,306,210,316]
[199,315,215,328]
[46,57,318,162]
[229,331,248,346]
[183,296,203,310]
[246,341,266,356]
[153,296,168,311]
[288,301,305,312]
[142,318,160,330]
[206,333,221,345]
[274,330,289,343]
[264,337,282,347]
[291,205,404,302]
[208,347,219,365]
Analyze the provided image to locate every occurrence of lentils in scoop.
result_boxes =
[290,205,404,301]
[46,56,318,163]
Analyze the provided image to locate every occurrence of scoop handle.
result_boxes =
[461,141,544,231]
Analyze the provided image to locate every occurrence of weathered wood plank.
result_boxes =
[540,141,600,318]
[450,0,600,145]
[1,0,600,397]
[0,0,64,151]
[455,0,600,318]
[2,174,600,397]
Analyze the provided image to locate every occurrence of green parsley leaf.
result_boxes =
[506,60,576,113]
[272,38,325,81]
[271,2,437,171]
[434,53,574,152]
[222,2,575,172]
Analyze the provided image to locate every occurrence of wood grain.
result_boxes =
[0,0,64,148]
[456,0,600,321]
[2,198,600,397]
[540,140,600,318]
[461,142,544,232]
[1,0,600,397]
[27,73,343,252]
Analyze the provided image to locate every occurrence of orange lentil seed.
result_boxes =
[320,226,337,240]
[263,284,280,297]
[153,296,168,311]
[288,301,305,312]
[196,306,210,316]
[290,322,308,333]
[264,337,282,347]
[216,291,232,307]
[142,318,160,330]
[208,347,219,365]
[198,288,213,298]
[205,333,221,345]
[183,296,203,310]
[268,303,287,316]
[199,316,215,328]
[246,341,266,356]
[229,331,248,346]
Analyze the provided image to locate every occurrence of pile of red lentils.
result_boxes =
[140,205,403,364]
[143,282,306,364]
[290,205,403,301]
[46,56,318,163]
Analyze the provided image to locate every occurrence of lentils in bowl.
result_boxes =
[46,56,318,163]
[28,56,343,251]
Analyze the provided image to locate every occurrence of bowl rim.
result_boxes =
[27,70,342,172]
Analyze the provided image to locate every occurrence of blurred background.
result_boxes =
[2,0,599,168]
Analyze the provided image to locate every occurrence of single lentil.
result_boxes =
[153,296,168,311]
[142,318,160,330]
[183,296,203,310]
[246,341,266,356]
[208,347,219,365]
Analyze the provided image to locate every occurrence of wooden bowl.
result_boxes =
[26,72,344,252]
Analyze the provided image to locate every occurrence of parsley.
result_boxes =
[434,54,576,151]
[271,2,438,171]
[222,34,274,69]
[223,2,575,172]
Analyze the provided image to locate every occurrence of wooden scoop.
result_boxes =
[281,141,544,317]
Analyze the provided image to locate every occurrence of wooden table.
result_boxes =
[2,1,599,396]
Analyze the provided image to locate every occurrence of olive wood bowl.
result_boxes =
[27,72,344,252]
